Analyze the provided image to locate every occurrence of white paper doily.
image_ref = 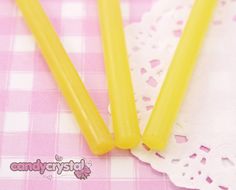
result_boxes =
[123,0,236,189]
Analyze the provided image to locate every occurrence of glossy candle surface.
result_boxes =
[98,0,140,148]
[16,0,114,155]
[143,0,218,150]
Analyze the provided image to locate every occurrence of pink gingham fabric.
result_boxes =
[0,0,189,189]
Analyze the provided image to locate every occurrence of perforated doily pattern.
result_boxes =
[123,0,236,189]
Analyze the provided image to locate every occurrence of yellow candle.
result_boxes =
[97,0,140,148]
[16,0,114,155]
[143,0,217,150]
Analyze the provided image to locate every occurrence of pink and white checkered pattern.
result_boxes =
[0,1,189,189]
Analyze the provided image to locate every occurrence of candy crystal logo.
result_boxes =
[10,155,92,180]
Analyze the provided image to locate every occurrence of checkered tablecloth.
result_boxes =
[0,1,189,189]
